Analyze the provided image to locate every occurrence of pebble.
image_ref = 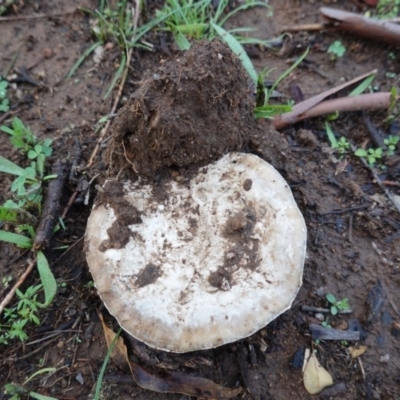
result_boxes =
[315,313,324,321]
[76,372,84,385]
[380,354,390,363]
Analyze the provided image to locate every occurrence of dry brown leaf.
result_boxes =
[98,311,130,372]
[97,311,241,398]
[303,352,333,395]
[349,346,367,358]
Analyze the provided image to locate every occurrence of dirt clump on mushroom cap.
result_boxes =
[107,39,268,178]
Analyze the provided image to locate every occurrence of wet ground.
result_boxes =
[1,0,400,399]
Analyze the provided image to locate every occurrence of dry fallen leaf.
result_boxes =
[97,311,241,399]
[303,352,333,395]
[98,311,130,372]
[349,346,367,358]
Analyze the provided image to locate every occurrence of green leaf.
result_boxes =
[0,124,14,135]
[0,206,18,222]
[4,383,27,395]
[355,148,367,157]
[331,306,338,315]
[211,22,257,83]
[28,149,38,159]
[0,155,27,176]
[0,230,33,248]
[169,24,191,50]
[36,251,57,307]
[326,293,336,304]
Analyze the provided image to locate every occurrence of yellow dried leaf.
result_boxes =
[303,352,333,395]
[98,311,130,372]
[349,345,367,358]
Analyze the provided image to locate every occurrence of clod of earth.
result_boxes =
[105,39,267,178]
[85,152,307,352]
[85,39,306,353]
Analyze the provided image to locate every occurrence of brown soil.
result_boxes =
[1,0,400,399]
[107,39,271,178]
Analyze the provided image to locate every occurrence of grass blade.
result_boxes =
[94,328,122,400]
[325,121,339,148]
[0,230,32,248]
[36,250,57,307]
[267,47,309,103]
[254,104,292,119]
[66,41,102,79]
[29,394,58,400]
[349,73,375,96]
[104,53,126,99]
[211,22,257,83]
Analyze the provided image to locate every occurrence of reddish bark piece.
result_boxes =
[320,7,400,47]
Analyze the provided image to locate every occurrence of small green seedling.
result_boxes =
[326,294,350,316]
[354,147,383,166]
[328,40,346,60]
[321,320,332,329]
[0,118,55,209]
[2,276,12,288]
[0,76,9,112]
[384,135,399,156]
[253,48,309,119]
[0,285,42,344]
[4,367,57,400]
[325,121,350,157]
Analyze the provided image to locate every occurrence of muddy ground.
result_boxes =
[1,0,400,399]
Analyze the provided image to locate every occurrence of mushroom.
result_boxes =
[85,152,307,353]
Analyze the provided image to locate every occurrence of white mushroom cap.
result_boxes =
[85,152,307,353]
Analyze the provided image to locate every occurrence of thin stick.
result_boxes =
[0,256,36,315]
[272,70,378,130]
[273,92,391,130]
[87,0,140,169]
[33,160,69,250]
[282,23,325,32]
[302,305,353,314]
[283,17,400,33]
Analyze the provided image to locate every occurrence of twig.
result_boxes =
[302,305,353,314]
[320,7,400,47]
[348,214,353,243]
[87,0,140,169]
[273,92,391,130]
[282,17,400,34]
[362,111,386,149]
[54,236,84,263]
[272,70,378,130]
[282,23,325,32]
[0,256,36,316]
[33,160,69,250]
[309,323,360,341]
